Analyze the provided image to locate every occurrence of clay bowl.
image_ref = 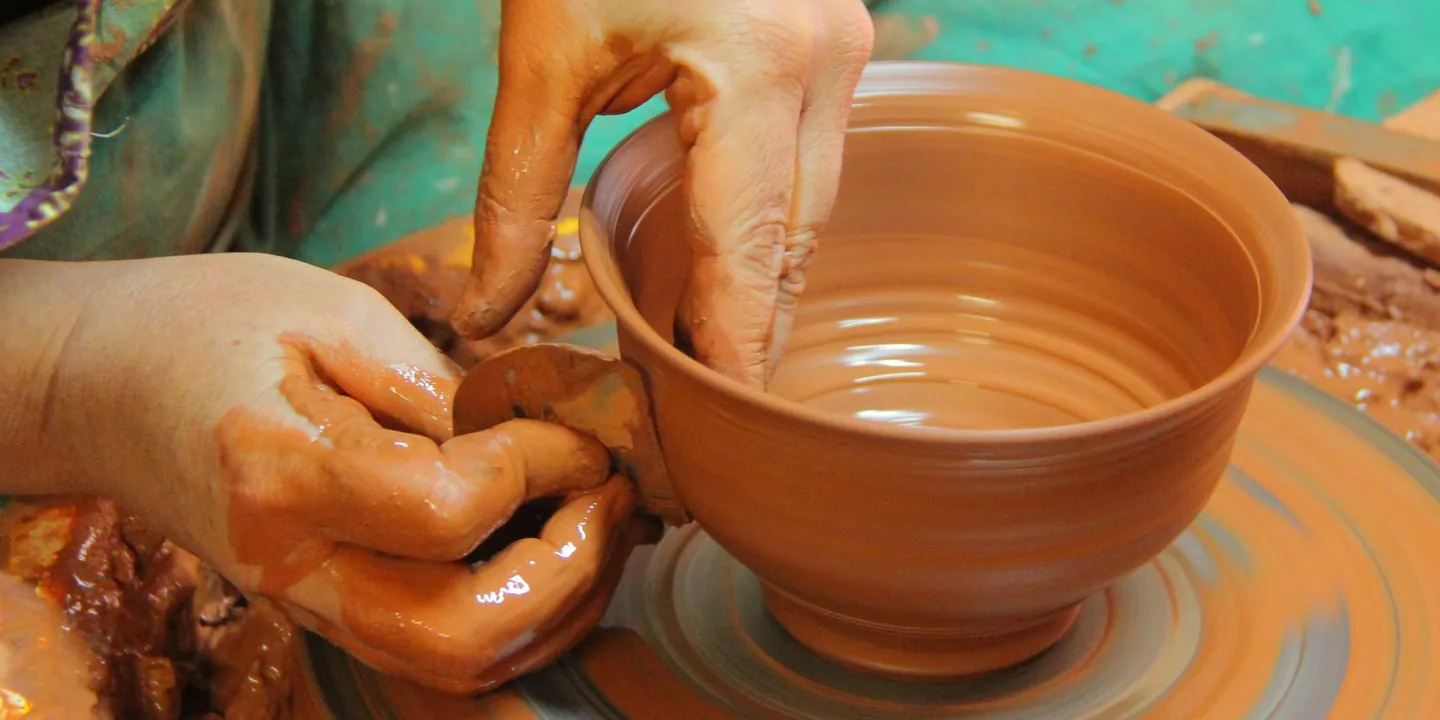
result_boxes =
[578,62,1312,680]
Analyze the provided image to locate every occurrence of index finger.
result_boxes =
[452,2,589,341]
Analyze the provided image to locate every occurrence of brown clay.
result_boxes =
[579,62,1311,678]
[215,334,641,694]
[1334,158,1440,266]
[1292,203,1440,328]
[1272,205,1440,462]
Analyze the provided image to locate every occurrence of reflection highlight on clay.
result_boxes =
[854,409,933,426]
[842,343,929,365]
[964,111,1026,130]
[0,689,30,715]
[476,575,532,605]
[852,371,927,384]
[836,316,896,329]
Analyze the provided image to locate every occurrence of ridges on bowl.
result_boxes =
[579,62,1312,679]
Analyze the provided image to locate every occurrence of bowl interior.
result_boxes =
[582,63,1309,439]
[598,128,1260,432]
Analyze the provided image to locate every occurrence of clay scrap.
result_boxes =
[1332,94,1440,270]
[1334,158,1440,266]
[0,497,303,719]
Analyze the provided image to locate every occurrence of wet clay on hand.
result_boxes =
[579,62,1310,678]
[452,0,875,386]
[454,343,687,526]
[214,335,643,694]
[0,571,97,719]
[14,252,647,698]
[1272,205,1440,459]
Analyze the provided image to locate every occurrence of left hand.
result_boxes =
[451,0,874,387]
[22,254,645,694]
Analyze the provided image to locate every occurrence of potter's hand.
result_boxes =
[451,0,874,386]
[23,255,643,694]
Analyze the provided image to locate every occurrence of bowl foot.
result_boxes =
[762,585,1082,681]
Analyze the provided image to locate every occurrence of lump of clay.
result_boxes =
[0,497,304,720]
[1271,205,1440,460]
[0,571,99,718]
[2,499,201,719]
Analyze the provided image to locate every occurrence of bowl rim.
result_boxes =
[579,61,1313,446]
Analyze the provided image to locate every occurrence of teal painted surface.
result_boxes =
[901,0,1438,121]
[2,0,1435,267]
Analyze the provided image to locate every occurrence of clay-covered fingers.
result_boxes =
[284,475,638,694]
[312,411,611,563]
[670,2,872,387]
[301,298,466,443]
[452,2,589,342]
[464,513,653,690]
[668,69,805,387]
[774,2,873,372]
[284,340,611,562]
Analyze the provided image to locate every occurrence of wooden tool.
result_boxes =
[1158,79,1440,212]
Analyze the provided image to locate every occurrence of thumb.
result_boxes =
[452,15,589,341]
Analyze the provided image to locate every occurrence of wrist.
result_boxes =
[0,259,100,496]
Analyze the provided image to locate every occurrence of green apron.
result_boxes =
[1,0,1436,267]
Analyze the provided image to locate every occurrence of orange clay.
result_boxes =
[215,334,639,693]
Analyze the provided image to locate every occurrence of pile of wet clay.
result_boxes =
[1272,194,1440,457]
[1271,204,1440,459]
[0,498,296,719]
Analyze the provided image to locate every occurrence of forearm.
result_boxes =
[0,259,99,495]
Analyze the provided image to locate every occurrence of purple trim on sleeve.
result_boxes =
[0,0,100,250]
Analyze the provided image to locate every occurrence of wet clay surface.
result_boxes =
[214,334,640,695]
[1270,204,1440,460]
[580,63,1310,679]
[0,497,299,719]
[0,571,97,719]
[454,343,686,525]
[309,370,1440,718]
[13,77,1440,715]
[0,192,620,717]
[1153,80,1440,463]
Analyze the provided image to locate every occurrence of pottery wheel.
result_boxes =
[303,368,1440,718]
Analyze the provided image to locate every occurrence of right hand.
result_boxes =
[36,254,646,693]
[451,0,874,387]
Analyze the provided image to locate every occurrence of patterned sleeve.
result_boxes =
[0,0,189,251]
